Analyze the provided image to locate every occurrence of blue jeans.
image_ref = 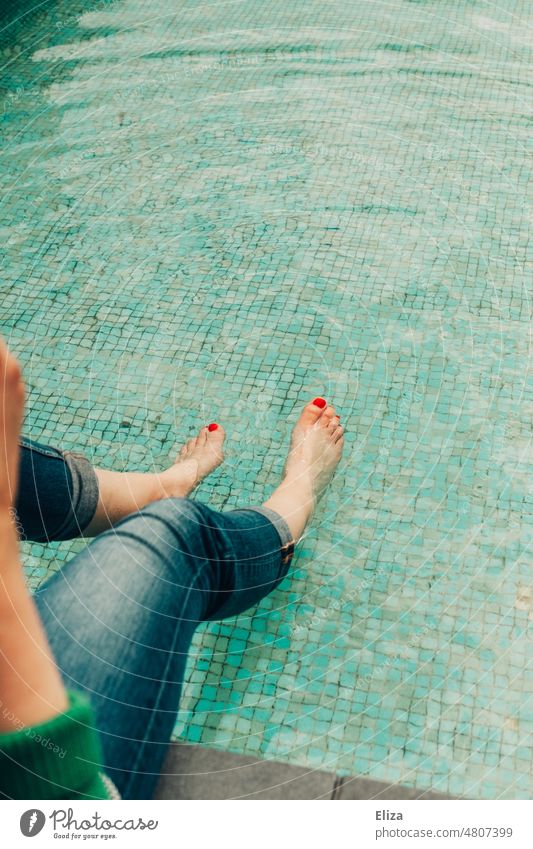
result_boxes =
[15,439,294,799]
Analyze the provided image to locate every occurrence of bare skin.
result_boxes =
[264,400,344,541]
[85,425,226,535]
[0,339,69,730]
[0,336,343,732]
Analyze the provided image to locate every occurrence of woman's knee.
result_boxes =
[108,497,225,589]
[114,498,289,603]
[122,497,215,548]
[15,439,99,542]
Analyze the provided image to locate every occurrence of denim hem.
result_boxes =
[17,438,100,542]
[241,506,295,565]
[62,451,100,535]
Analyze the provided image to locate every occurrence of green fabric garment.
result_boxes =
[0,691,112,800]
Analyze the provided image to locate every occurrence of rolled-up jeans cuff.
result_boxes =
[60,451,100,537]
[16,438,101,542]
[242,506,295,566]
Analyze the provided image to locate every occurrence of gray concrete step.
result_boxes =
[155,744,450,800]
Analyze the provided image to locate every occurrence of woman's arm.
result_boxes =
[0,340,111,800]
[0,343,68,731]
[0,511,111,800]
[0,513,68,732]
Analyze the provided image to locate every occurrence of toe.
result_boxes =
[298,397,328,427]
[206,423,226,463]
[185,436,200,455]
[205,423,226,452]
[318,405,336,428]
[334,425,344,443]
[206,423,225,443]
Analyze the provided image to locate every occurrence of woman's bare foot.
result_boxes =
[87,424,226,534]
[283,399,344,500]
[264,398,344,541]
[0,338,25,512]
[158,423,226,497]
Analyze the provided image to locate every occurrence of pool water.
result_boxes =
[2,0,532,799]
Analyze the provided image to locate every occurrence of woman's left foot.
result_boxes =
[157,424,226,498]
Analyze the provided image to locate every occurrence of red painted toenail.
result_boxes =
[335,415,341,419]
[313,397,327,408]
[207,422,219,431]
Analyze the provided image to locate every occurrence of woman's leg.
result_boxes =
[15,438,101,542]
[14,426,225,542]
[35,399,343,800]
[35,497,294,800]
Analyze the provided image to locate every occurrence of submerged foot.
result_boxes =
[264,397,344,541]
[283,397,344,504]
[158,423,225,498]
[0,338,25,512]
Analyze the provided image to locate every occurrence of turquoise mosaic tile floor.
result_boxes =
[2,0,532,799]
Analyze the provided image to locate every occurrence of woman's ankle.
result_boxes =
[263,477,315,542]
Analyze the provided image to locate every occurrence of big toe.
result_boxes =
[298,397,328,428]
[205,423,226,452]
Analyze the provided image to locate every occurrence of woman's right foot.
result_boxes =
[264,398,344,541]
[283,398,344,500]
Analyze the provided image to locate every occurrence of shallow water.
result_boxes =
[2,0,532,798]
